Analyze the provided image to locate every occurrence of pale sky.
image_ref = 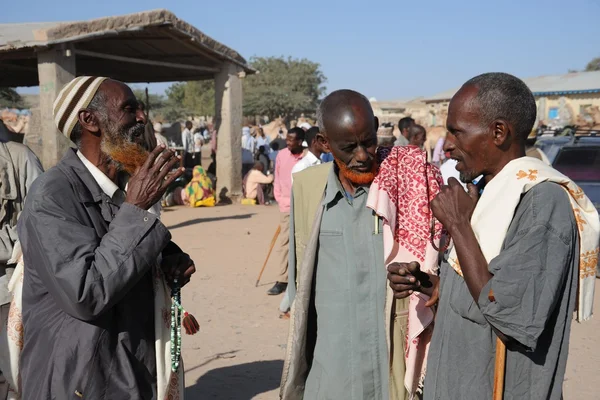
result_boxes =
[4,0,600,100]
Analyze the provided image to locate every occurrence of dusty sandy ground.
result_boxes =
[162,204,600,399]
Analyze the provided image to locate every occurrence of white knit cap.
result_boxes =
[53,76,108,138]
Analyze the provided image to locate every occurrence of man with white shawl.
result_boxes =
[390,73,599,400]
[14,77,195,399]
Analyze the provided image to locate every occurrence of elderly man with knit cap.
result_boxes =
[17,77,196,400]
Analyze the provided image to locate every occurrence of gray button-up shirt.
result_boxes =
[305,166,388,400]
[424,182,579,400]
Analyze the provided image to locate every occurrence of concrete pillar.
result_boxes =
[35,45,76,169]
[214,62,243,201]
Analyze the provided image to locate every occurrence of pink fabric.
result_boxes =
[367,146,443,398]
[274,148,303,213]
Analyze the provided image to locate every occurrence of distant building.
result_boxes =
[423,71,600,128]
[370,97,429,126]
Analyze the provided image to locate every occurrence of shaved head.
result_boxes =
[316,90,379,186]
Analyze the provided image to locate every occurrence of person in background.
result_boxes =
[279,126,327,315]
[376,124,396,147]
[256,127,271,155]
[394,116,415,146]
[431,136,446,167]
[0,138,43,399]
[256,145,271,175]
[192,127,204,167]
[181,120,194,169]
[242,126,256,177]
[243,161,274,205]
[291,126,325,179]
[407,124,427,149]
[270,127,305,296]
[269,129,287,171]
[153,122,169,149]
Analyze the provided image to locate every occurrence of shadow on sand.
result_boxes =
[167,213,255,230]
[185,359,283,400]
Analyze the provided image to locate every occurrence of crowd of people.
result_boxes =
[0,71,597,400]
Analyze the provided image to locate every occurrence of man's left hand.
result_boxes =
[161,252,196,287]
[431,178,479,232]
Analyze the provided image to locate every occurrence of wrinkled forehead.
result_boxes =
[101,80,137,108]
[447,85,482,129]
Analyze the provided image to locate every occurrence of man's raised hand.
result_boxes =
[125,145,185,210]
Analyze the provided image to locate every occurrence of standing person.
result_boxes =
[181,120,194,169]
[394,116,415,146]
[376,124,396,147]
[192,127,204,167]
[270,130,287,171]
[17,77,196,400]
[431,136,446,167]
[280,90,442,400]
[256,145,270,175]
[255,127,271,155]
[407,124,427,149]
[269,127,305,296]
[389,73,599,400]
[291,126,325,178]
[0,139,43,399]
[277,126,326,315]
[242,126,256,177]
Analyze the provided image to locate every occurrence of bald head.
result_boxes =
[315,90,379,186]
[316,90,375,137]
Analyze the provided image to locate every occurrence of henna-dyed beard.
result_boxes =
[100,121,149,175]
[333,155,379,186]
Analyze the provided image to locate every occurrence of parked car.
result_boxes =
[535,128,600,277]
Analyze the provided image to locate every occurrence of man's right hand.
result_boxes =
[387,261,439,306]
[125,145,185,210]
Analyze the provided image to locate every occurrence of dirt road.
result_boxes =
[162,204,599,399]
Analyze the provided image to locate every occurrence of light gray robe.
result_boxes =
[424,182,579,400]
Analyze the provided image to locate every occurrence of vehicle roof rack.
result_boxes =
[536,126,600,141]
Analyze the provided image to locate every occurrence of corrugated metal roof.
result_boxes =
[424,71,600,102]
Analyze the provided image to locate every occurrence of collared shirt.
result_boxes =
[424,183,579,400]
[304,166,388,400]
[274,148,303,213]
[77,151,120,199]
[76,151,160,214]
[291,150,321,182]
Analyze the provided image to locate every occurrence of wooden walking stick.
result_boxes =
[491,287,506,400]
[493,337,506,400]
[255,225,281,287]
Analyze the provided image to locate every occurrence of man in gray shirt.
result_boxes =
[388,73,590,399]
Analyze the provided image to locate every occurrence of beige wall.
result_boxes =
[425,92,600,127]
[536,93,600,124]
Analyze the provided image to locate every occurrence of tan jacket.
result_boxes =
[280,163,409,400]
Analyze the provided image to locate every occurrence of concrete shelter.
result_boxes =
[0,9,254,197]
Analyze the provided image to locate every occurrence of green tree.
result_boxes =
[0,88,25,108]
[585,57,600,71]
[160,56,326,122]
[243,56,326,119]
